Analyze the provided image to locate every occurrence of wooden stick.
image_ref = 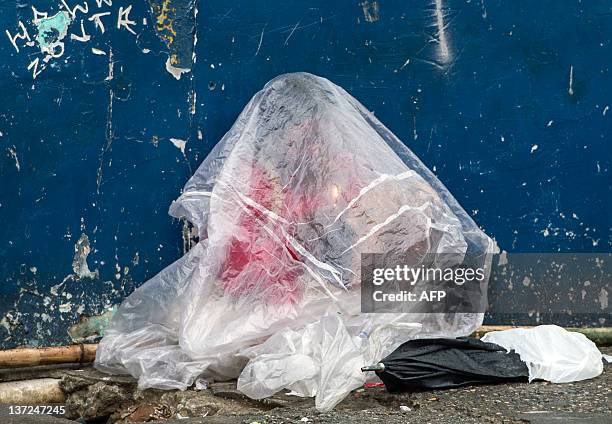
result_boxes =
[0,378,65,404]
[0,344,97,368]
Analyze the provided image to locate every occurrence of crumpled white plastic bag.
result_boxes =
[238,314,422,411]
[482,325,604,383]
[95,72,497,410]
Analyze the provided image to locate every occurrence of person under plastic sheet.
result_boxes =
[95,72,497,411]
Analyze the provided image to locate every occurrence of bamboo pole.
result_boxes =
[0,378,65,404]
[0,344,97,368]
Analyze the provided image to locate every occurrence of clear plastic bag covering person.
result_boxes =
[95,73,498,411]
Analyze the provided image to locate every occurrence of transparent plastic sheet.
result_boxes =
[481,325,604,383]
[95,73,497,411]
[237,314,423,410]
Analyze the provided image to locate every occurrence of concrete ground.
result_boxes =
[0,347,610,424]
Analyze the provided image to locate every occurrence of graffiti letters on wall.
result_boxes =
[6,1,137,79]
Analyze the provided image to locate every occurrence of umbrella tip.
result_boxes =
[361,363,385,372]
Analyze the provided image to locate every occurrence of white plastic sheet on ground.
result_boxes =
[95,73,497,411]
[481,325,605,383]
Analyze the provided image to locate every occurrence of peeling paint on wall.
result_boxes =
[72,234,99,280]
[68,306,117,342]
[1,0,611,350]
[165,58,190,80]
[34,11,72,56]
[6,146,20,171]
[1,1,190,350]
[170,137,187,154]
[148,0,196,79]
[360,1,380,23]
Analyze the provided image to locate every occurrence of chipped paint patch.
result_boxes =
[153,0,178,44]
[170,137,187,153]
[600,288,609,310]
[165,57,190,80]
[58,303,72,313]
[360,1,380,23]
[105,47,114,81]
[34,11,72,56]
[72,233,99,280]
[0,316,12,333]
[68,306,117,342]
[149,0,196,78]
[7,146,20,171]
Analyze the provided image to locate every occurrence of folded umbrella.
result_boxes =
[362,337,528,392]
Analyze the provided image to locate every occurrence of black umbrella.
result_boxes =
[362,337,529,392]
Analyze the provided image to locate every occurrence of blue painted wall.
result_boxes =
[1,0,610,348]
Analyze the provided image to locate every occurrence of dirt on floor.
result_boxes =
[0,347,610,424]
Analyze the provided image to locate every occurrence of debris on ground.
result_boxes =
[1,350,609,423]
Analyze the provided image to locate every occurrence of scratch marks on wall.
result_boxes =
[254,25,265,56]
[96,48,115,194]
[480,0,487,19]
[148,0,196,79]
[360,1,380,23]
[434,0,450,64]
[72,233,99,280]
[397,0,454,71]
[568,65,574,97]
[284,21,300,46]
[105,46,114,80]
